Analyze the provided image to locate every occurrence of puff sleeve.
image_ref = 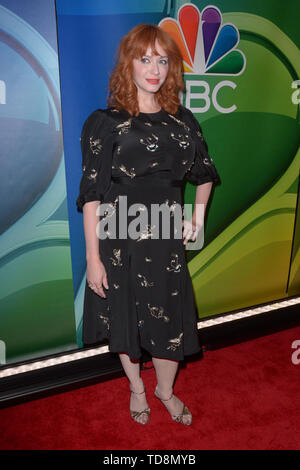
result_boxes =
[76,109,114,212]
[183,108,221,186]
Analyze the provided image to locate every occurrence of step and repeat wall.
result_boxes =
[0,0,299,365]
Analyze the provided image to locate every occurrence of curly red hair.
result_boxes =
[107,24,184,116]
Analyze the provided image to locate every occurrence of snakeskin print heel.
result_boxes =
[130,386,151,425]
[154,385,192,425]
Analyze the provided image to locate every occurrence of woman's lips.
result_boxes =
[146,79,160,84]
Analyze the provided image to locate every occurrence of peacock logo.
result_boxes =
[159,4,246,76]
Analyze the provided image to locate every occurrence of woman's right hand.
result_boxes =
[86,257,109,298]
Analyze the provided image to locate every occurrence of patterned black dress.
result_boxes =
[76,105,220,360]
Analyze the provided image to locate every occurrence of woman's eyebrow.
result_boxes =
[144,54,169,58]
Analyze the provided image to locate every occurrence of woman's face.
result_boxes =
[132,39,169,99]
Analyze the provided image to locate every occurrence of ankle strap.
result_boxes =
[159,394,173,401]
[130,387,145,395]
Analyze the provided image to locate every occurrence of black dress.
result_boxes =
[76,105,220,361]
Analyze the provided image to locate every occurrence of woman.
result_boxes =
[76,24,220,426]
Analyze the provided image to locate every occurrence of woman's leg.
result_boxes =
[119,353,149,424]
[152,356,179,395]
[152,356,192,425]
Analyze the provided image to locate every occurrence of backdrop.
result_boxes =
[0,0,299,365]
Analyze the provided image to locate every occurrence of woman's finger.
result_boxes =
[191,228,199,241]
[183,230,193,244]
[98,286,107,298]
[182,222,192,239]
[102,275,109,290]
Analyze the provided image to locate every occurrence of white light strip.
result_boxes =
[0,297,299,379]
[197,297,300,328]
[0,345,109,379]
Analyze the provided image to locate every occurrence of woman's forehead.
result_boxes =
[143,41,168,57]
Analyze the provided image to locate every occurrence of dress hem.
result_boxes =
[82,338,202,362]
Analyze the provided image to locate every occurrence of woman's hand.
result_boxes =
[86,257,109,298]
[182,218,203,245]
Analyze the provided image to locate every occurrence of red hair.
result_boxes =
[107,24,184,116]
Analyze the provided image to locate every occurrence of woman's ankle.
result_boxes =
[130,377,144,392]
[156,384,173,399]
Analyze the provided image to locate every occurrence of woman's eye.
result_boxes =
[141,57,150,63]
[159,59,168,65]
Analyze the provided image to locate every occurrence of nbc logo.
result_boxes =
[159,4,246,113]
[159,4,246,75]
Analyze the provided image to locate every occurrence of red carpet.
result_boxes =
[0,325,299,450]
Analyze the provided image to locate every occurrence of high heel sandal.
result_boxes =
[154,385,192,425]
[130,386,151,425]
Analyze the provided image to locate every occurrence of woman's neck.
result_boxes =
[137,96,161,114]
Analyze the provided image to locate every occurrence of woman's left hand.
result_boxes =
[182,218,203,245]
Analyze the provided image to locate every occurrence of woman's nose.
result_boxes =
[150,60,160,75]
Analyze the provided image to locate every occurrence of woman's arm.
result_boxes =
[182,108,220,245]
[183,182,213,245]
[193,182,213,224]
[83,201,109,298]
[83,201,101,262]
[76,110,115,297]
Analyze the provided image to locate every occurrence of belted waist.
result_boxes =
[111,176,182,187]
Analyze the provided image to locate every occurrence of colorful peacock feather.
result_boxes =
[159,4,246,75]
